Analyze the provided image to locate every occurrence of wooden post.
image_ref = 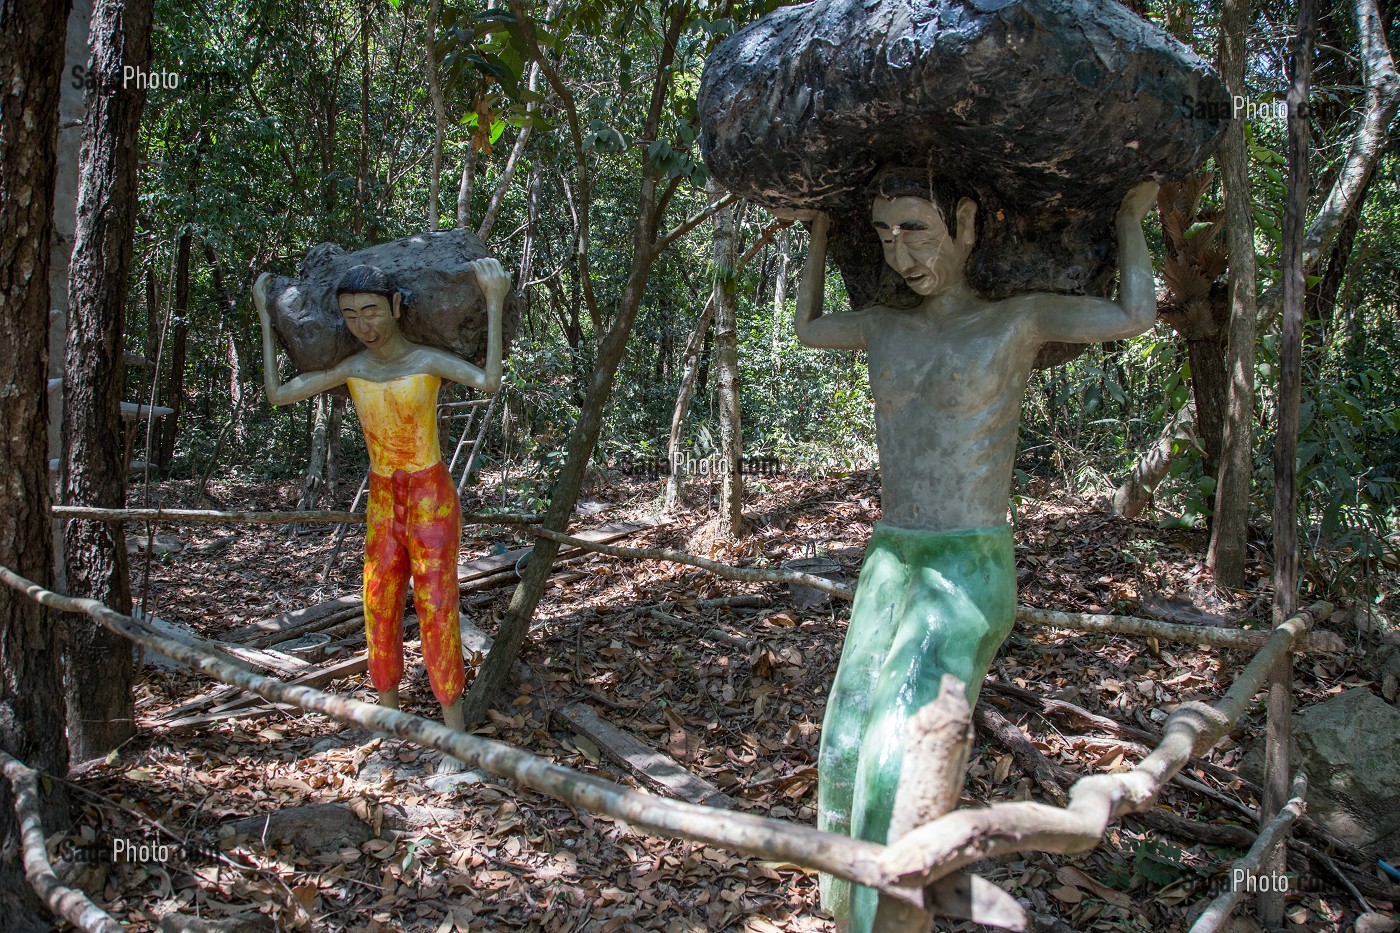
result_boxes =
[1264,0,1316,926]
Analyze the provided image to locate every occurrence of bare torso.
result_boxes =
[865,298,1041,531]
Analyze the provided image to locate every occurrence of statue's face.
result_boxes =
[339,291,402,351]
[871,196,969,297]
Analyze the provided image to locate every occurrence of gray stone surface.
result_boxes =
[1244,688,1400,849]
[262,228,520,375]
[227,802,375,851]
[699,0,1229,302]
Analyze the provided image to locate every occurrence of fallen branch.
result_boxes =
[1016,606,1345,653]
[1188,774,1308,933]
[51,505,542,526]
[0,750,123,933]
[876,603,1330,891]
[0,563,906,905]
[973,702,1069,805]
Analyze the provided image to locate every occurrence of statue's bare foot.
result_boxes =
[434,753,468,774]
[436,699,467,773]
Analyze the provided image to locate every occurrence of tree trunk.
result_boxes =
[157,228,191,471]
[299,394,333,511]
[1208,0,1259,586]
[665,298,716,512]
[771,227,790,355]
[462,0,689,728]
[456,140,477,231]
[355,0,371,239]
[1302,176,1368,371]
[326,395,344,500]
[1184,332,1229,488]
[47,0,94,503]
[1111,402,1197,519]
[708,183,747,539]
[424,0,446,230]
[61,0,154,762]
[0,0,75,923]
[1262,0,1315,922]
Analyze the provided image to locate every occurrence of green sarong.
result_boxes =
[818,522,1016,931]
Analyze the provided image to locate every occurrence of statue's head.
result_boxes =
[336,264,404,351]
[869,167,978,297]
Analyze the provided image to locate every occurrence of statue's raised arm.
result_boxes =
[1014,181,1162,344]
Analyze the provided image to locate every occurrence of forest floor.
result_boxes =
[53,469,1399,933]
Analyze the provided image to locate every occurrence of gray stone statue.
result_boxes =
[793,169,1157,928]
[696,0,1229,927]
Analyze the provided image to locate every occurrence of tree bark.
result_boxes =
[476,60,541,243]
[1263,2,1315,923]
[0,0,75,923]
[664,298,715,512]
[61,0,154,762]
[424,0,446,230]
[157,228,191,471]
[1207,0,1259,588]
[707,182,747,539]
[1111,401,1197,518]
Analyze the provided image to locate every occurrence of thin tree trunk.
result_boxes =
[299,394,332,511]
[708,182,746,539]
[47,0,94,487]
[476,60,542,243]
[665,298,716,512]
[0,0,74,922]
[1111,402,1197,519]
[771,227,790,355]
[1185,334,1229,489]
[61,0,154,762]
[455,141,477,230]
[355,0,370,238]
[157,229,191,471]
[1208,0,1258,586]
[424,0,445,230]
[1263,2,1315,922]
[326,395,344,500]
[204,243,247,442]
[463,0,689,727]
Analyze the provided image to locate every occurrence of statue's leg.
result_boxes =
[817,526,912,919]
[845,526,1016,933]
[407,464,466,771]
[364,471,410,707]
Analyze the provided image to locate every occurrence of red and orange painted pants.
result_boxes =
[363,461,464,707]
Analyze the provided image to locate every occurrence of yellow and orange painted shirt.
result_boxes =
[346,373,444,476]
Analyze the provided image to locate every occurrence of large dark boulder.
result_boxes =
[699,0,1230,306]
[262,228,519,375]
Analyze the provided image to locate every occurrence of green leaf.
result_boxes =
[1183,220,1212,240]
